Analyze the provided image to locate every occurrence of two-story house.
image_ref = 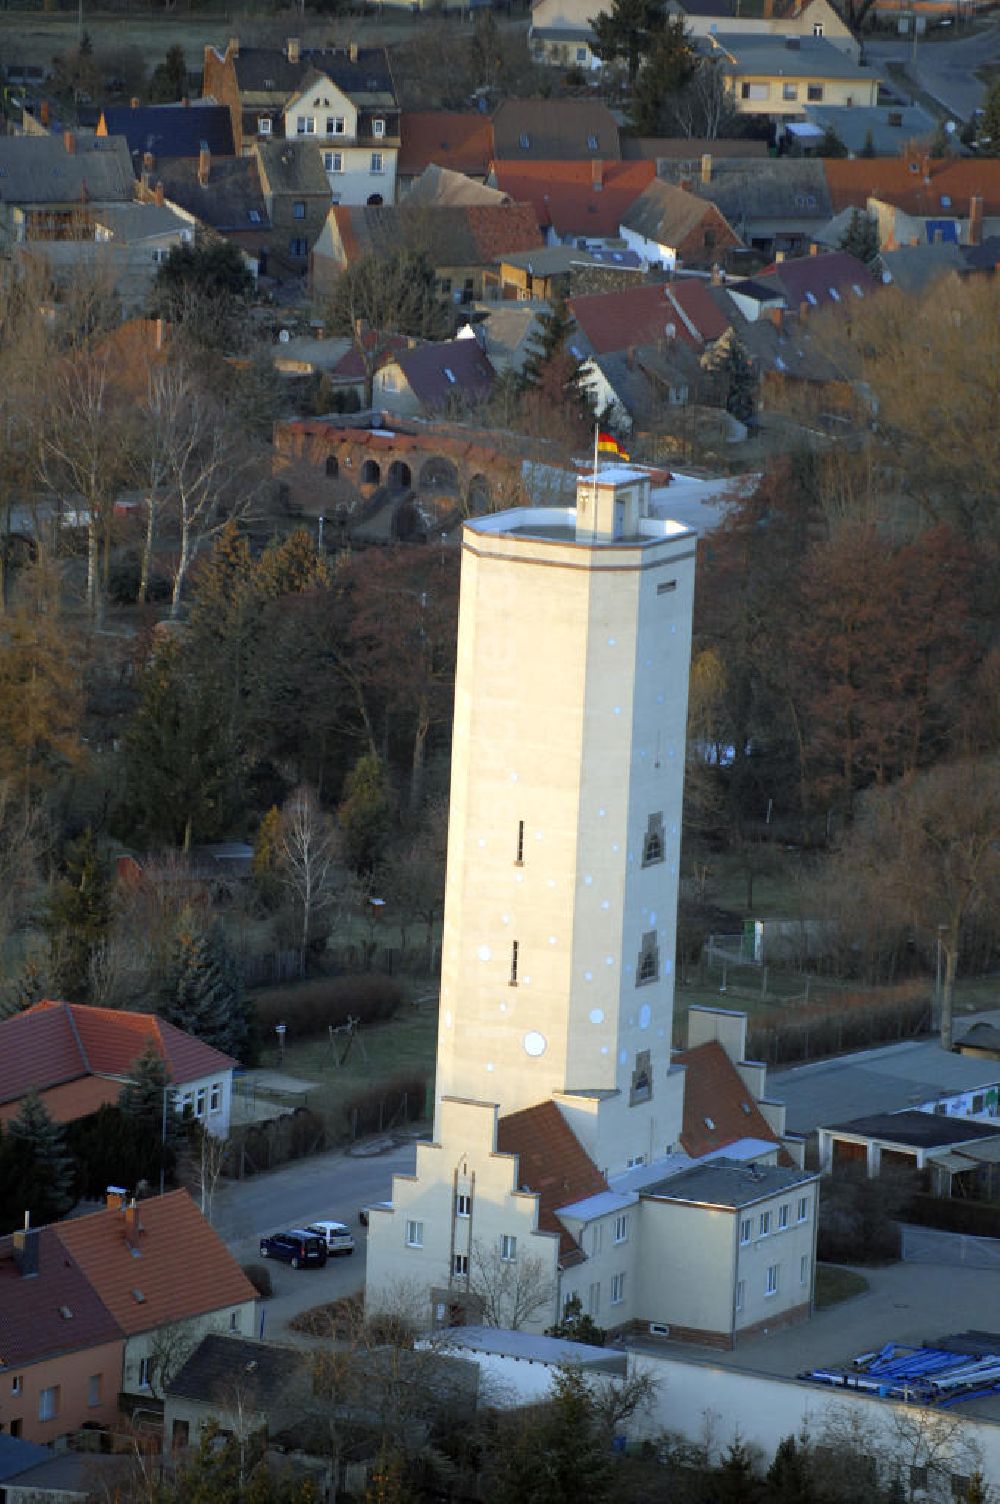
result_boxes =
[202,37,400,205]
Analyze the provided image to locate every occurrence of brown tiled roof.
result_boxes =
[326,202,542,271]
[497,1100,607,1264]
[0,1076,121,1126]
[569,281,730,355]
[399,111,494,179]
[757,248,877,310]
[54,1190,256,1335]
[0,1226,123,1366]
[14,1001,236,1091]
[822,157,1000,217]
[490,159,655,238]
[674,1041,781,1160]
[621,178,724,247]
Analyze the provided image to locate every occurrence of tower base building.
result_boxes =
[366,470,816,1347]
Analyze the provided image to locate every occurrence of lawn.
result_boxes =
[814,1265,869,1310]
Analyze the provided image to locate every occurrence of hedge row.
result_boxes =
[747,985,931,1066]
[253,974,405,1041]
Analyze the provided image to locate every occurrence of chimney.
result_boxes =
[155,317,166,351]
[768,306,784,330]
[198,143,211,187]
[592,157,603,190]
[799,299,809,320]
[710,262,723,285]
[701,152,712,185]
[124,1199,143,1237]
[287,37,301,64]
[63,129,76,155]
[12,1216,39,1280]
[349,41,359,62]
[154,180,165,207]
[39,99,50,127]
[809,242,819,256]
[142,149,155,174]
[921,152,931,184]
[130,96,140,109]
[763,0,774,14]
[228,35,239,57]
[969,194,983,247]
[774,249,785,263]
[106,1186,128,1212]
[181,95,190,107]
[679,175,693,193]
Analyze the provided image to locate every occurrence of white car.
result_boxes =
[306,1220,356,1256]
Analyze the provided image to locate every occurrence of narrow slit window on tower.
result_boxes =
[630,1050,652,1105]
[509,940,519,986]
[657,580,677,595]
[637,931,659,986]
[515,819,524,865]
[642,813,665,867]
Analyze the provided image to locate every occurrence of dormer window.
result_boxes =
[373,117,385,136]
[587,132,598,149]
[519,132,530,149]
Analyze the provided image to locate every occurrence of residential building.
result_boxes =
[496,245,641,302]
[397,111,495,191]
[372,338,496,418]
[309,202,542,302]
[579,344,701,432]
[365,459,815,1346]
[0,1000,238,1137]
[456,303,551,375]
[163,1335,313,1454]
[568,279,731,357]
[659,155,833,257]
[619,179,743,269]
[405,164,511,209]
[136,153,271,267]
[55,1190,257,1399]
[96,103,235,168]
[0,133,134,252]
[785,102,938,157]
[202,37,400,204]
[491,98,620,162]
[822,153,1000,220]
[0,1226,124,1444]
[816,1110,1000,1197]
[707,33,880,117]
[749,246,878,312]
[254,140,332,273]
[489,159,656,243]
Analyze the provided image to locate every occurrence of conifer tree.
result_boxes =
[521,297,594,437]
[716,1436,764,1504]
[977,78,1000,156]
[839,207,879,267]
[7,1088,75,1222]
[160,907,248,1057]
[119,1042,179,1137]
[339,754,392,876]
[700,328,757,422]
[626,16,696,136]
[44,828,112,1002]
[591,0,667,82]
[766,1435,814,1504]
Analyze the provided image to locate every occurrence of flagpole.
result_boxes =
[592,422,599,510]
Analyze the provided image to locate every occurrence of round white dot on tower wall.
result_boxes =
[515,872,524,884]
[584,971,593,982]
[444,1011,453,1028]
[548,935,557,946]
[605,955,614,966]
[486,1062,494,1072]
[601,1046,609,1056]
[501,914,511,925]
[477,945,492,962]
[584,874,593,886]
[613,706,622,716]
[509,771,519,782]
[523,1032,546,1057]
[619,1049,628,1065]
[639,1004,651,1030]
[608,637,616,646]
[601,900,610,910]
[589,1009,604,1025]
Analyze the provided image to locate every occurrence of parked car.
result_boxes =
[307,1220,356,1256]
[259,1229,328,1268]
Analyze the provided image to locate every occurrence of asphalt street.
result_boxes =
[865,16,1000,120]
[211,1139,419,1340]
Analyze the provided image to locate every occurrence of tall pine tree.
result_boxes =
[44,828,112,1002]
[521,298,593,442]
[160,908,248,1057]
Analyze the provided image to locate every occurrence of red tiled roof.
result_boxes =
[0,1076,121,1126]
[20,1001,236,1087]
[569,281,730,356]
[0,1226,124,1367]
[490,159,655,238]
[465,203,545,261]
[54,1190,256,1335]
[0,1004,86,1104]
[823,158,1000,218]
[399,111,494,179]
[674,1041,781,1160]
[497,1099,607,1264]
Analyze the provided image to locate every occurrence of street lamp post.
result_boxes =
[275,1022,286,1065]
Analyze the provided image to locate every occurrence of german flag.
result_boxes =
[597,430,629,461]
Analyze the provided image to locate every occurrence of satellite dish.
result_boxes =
[945,120,957,134]
[278,329,290,343]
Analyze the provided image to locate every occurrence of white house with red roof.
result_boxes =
[0,1002,237,1137]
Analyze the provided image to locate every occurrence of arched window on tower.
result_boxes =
[637,931,659,986]
[642,813,665,866]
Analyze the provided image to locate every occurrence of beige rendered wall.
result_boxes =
[366,1096,562,1333]
[734,1182,818,1335]
[434,508,695,1174]
[637,1199,736,1335]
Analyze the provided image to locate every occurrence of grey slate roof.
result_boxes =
[659,157,833,230]
[0,1436,49,1483]
[406,163,509,208]
[647,1155,816,1208]
[709,33,878,81]
[166,1333,306,1406]
[770,1037,1000,1136]
[880,240,966,292]
[803,103,936,157]
[621,177,717,243]
[0,133,134,205]
[436,1325,627,1372]
[823,1110,1000,1150]
[99,104,234,162]
[256,139,331,197]
[492,98,620,161]
[396,338,496,406]
[155,155,269,233]
[230,44,396,108]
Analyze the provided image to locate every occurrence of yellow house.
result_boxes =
[710,33,881,116]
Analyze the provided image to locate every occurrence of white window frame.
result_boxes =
[797,1196,809,1223]
[741,81,770,101]
[588,1280,600,1315]
[807,83,824,102]
[759,1210,771,1237]
[454,1252,469,1276]
[370,151,384,174]
[210,1081,222,1113]
[611,1271,625,1305]
[456,1192,471,1218]
[38,1385,58,1422]
[765,1263,779,1297]
[195,1087,206,1118]
[325,151,344,173]
[258,116,272,135]
[499,1233,517,1263]
[373,117,385,136]
[297,115,316,135]
[740,1217,751,1245]
[138,1357,152,1389]
[613,1213,629,1244]
[782,82,798,101]
[735,1278,745,1313]
[11,1375,23,1395]
[800,1254,809,1286]
[405,1220,423,1248]
[778,1203,789,1231]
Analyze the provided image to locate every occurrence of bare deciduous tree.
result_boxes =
[277,785,343,976]
[469,1239,555,1330]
